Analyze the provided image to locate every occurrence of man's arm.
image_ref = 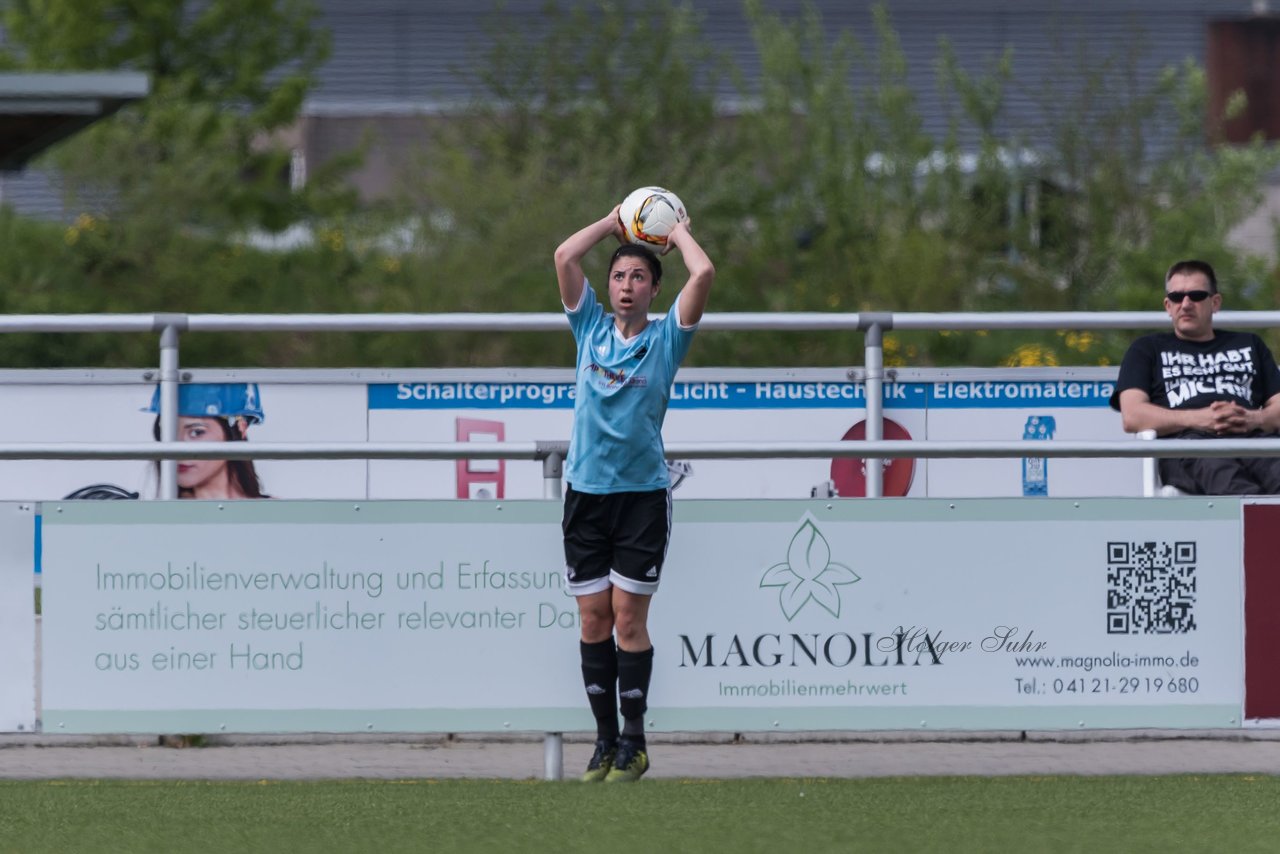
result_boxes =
[666,222,715,328]
[1117,388,1217,435]
[1118,388,1280,436]
[554,207,624,309]
[1245,338,1280,433]
[1241,392,1280,434]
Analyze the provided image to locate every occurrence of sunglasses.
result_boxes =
[1165,290,1213,303]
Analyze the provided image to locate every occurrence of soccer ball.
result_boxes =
[618,186,688,252]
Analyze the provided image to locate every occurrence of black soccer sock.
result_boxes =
[580,638,619,742]
[617,645,654,744]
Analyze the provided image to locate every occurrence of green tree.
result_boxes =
[0,0,374,367]
[403,0,731,325]
[406,0,1280,369]
[3,0,1278,372]
[708,2,1013,366]
[960,46,1280,367]
[1,0,345,233]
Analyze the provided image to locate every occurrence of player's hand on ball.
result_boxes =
[661,219,691,255]
[608,205,627,244]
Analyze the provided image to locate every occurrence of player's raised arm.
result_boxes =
[554,207,625,309]
[666,221,715,327]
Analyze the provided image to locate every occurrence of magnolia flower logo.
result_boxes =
[760,514,860,621]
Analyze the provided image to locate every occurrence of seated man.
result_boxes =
[1110,259,1280,495]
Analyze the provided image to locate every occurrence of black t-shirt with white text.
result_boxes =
[1110,329,1280,412]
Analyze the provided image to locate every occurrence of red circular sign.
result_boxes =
[830,418,916,497]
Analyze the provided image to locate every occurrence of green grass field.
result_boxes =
[1,776,1278,853]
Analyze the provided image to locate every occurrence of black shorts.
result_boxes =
[562,485,671,596]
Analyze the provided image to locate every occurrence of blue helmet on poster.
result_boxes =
[146,383,265,425]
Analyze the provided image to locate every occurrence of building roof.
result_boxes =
[306,0,1259,122]
[1,2,1268,217]
[0,72,149,171]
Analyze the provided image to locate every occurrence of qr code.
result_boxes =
[1106,541,1197,635]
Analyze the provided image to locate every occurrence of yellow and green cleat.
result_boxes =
[581,739,617,783]
[603,739,649,783]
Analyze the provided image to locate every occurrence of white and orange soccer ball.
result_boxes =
[618,186,688,253]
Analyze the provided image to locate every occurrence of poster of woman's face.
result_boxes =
[143,384,269,500]
[0,377,370,502]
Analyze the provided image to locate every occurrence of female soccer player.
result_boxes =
[553,204,715,782]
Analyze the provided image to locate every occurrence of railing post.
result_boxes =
[154,315,188,500]
[543,732,564,780]
[538,441,568,500]
[536,440,569,778]
[861,314,892,498]
[1138,429,1159,498]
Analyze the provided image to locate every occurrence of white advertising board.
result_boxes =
[366,370,1137,499]
[0,503,36,731]
[367,376,930,499]
[0,367,1137,507]
[0,376,369,502]
[40,498,1242,733]
[922,377,1139,497]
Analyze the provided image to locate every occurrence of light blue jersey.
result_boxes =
[565,282,697,493]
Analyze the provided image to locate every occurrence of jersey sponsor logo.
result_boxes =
[587,363,647,388]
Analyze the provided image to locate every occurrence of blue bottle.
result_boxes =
[1021,415,1056,496]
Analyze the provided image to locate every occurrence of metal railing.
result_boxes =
[10,308,1280,779]
[7,309,1280,498]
